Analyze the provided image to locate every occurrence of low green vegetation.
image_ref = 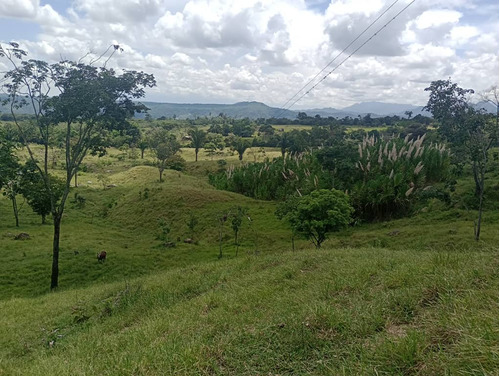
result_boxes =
[0,245,497,375]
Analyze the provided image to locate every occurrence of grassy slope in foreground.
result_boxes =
[1,246,497,375]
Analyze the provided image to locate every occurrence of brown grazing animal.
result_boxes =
[97,251,107,262]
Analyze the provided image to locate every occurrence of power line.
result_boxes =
[276,0,417,117]
[279,0,401,111]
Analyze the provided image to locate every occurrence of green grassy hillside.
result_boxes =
[0,149,497,375]
[1,246,497,375]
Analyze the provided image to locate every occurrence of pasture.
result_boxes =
[0,141,498,375]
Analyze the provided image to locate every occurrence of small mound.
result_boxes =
[109,166,158,185]
[107,169,264,233]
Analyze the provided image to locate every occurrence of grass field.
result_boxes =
[0,147,498,375]
[0,246,497,375]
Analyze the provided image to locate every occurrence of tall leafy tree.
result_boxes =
[229,206,248,256]
[276,133,291,158]
[0,42,156,289]
[20,160,65,224]
[232,137,250,161]
[137,134,149,159]
[423,79,474,143]
[0,133,21,226]
[149,128,181,182]
[424,79,498,240]
[188,128,206,162]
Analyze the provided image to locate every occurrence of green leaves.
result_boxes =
[277,189,353,248]
[423,79,474,142]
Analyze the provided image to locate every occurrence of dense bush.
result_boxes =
[209,153,331,200]
[350,134,451,220]
[276,189,353,248]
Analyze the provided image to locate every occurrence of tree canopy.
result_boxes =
[0,42,156,289]
[277,189,353,248]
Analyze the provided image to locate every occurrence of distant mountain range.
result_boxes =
[138,100,430,119]
[1,94,496,120]
[139,100,496,120]
[139,101,297,119]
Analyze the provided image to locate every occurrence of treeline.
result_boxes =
[261,111,431,127]
[0,109,432,164]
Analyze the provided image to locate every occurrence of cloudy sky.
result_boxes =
[0,0,498,109]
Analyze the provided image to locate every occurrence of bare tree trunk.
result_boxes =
[475,171,485,241]
[195,149,199,162]
[472,161,481,196]
[74,170,78,187]
[475,194,483,241]
[51,214,62,289]
[11,194,19,227]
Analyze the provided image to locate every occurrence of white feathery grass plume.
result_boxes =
[383,142,389,156]
[281,171,288,180]
[314,175,318,187]
[413,135,420,149]
[358,161,364,171]
[417,147,424,158]
[391,143,397,161]
[406,144,415,158]
[389,169,394,179]
[378,152,383,166]
[296,188,302,197]
[404,134,411,143]
[423,186,432,191]
[367,149,371,159]
[414,161,424,175]
[226,164,234,179]
[358,144,363,158]
[366,161,371,172]
[405,187,414,197]
[414,134,426,149]
[398,146,405,159]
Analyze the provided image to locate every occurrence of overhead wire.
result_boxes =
[276,0,417,117]
[278,0,401,111]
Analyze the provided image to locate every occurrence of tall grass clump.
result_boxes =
[209,153,331,200]
[351,134,451,220]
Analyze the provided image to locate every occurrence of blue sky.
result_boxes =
[0,0,498,108]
